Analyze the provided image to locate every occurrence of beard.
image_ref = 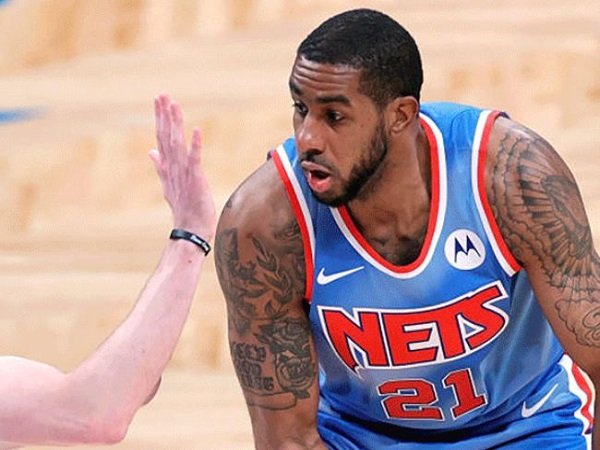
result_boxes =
[315,119,388,207]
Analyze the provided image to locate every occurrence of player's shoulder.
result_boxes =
[217,157,294,237]
[490,114,544,141]
[215,154,307,297]
[489,115,558,152]
[482,112,591,272]
[486,115,568,182]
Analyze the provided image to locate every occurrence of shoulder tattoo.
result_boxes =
[488,125,600,347]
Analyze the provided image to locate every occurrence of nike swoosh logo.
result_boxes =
[317,266,364,285]
[521,383,559,418]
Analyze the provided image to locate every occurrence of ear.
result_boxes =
[385,96,419,135]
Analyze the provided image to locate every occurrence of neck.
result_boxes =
[348,121,431,234]
[345,123,432,266]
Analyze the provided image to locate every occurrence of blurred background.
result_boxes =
[0,0,598,448]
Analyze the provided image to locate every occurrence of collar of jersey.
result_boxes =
[331,115,447,279]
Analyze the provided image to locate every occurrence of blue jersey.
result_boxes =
[272,102,594,449]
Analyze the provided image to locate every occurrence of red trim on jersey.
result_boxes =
[271,150,314,302]
[571,362,594,431]
[477,111,521,273]
[337,118,440,273]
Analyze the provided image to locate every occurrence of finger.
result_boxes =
[155,95,170,158]
[190,127,202,164]
[148,148,161,170]
[169,101,185,152]
[159,95,172,152]
[154,97,162,152]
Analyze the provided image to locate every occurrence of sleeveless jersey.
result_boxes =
[271,102,594,448]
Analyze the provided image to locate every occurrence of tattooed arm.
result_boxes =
[487,116,599,447]
[215,161,326,449]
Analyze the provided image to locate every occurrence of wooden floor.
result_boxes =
[0,0,598,448]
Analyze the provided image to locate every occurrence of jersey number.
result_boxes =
[377,368,487,420]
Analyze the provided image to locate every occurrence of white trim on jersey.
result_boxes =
[330,113,448,279]
[274,144,316,266]
[559,354,595,441]
[471,111,518,277]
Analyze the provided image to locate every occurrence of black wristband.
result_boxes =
[169,229,211,255]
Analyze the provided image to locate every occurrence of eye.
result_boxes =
[292,101,307,117]
[326,109,343,124]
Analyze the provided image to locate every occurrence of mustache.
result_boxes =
[299,152,330,168]
[300,157,336,177]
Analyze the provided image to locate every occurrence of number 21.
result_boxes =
[377,368,487,420]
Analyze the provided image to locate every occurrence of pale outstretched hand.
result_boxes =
[150,94,216,241]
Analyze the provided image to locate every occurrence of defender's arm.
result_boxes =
[215,161,326,449]
[0,240,206,447]
[0,95,216,447]
[487,117,599,447]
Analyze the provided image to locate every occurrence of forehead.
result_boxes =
[289,56,364,101]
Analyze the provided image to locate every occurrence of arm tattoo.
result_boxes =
[216,217,316,408]
[489,126,600,347]
[216,219,304,333]
[216,229,266,335]
[229,318,315,406]
[273,219,305,282]
[256,317,315,400]
[230,341,274,393]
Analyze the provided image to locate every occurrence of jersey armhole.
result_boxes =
[271,146,315,303]
[473,110,522,276]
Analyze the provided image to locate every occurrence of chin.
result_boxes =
[312,190,347,207]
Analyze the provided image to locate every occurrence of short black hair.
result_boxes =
[297,9,423,106]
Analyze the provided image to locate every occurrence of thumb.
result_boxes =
[148,148,162,171]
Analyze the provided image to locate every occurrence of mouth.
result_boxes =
[300,161,333,193]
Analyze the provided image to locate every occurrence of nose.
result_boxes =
[295,114,324,157]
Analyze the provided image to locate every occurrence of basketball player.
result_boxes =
[215,9,598,449]
[0,94,215,447]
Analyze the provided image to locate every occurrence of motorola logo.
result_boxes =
[444,229,485,270]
